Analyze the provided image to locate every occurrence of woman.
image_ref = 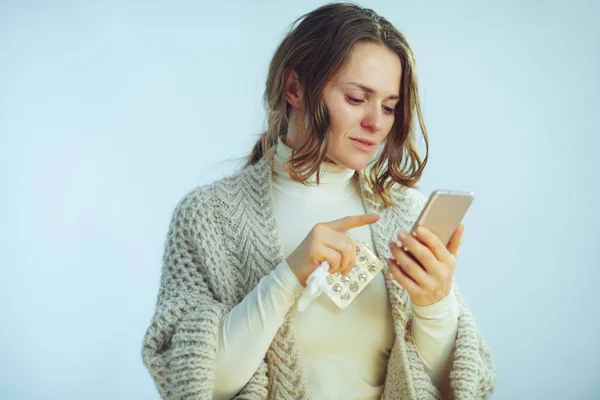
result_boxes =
[142,3,496,399]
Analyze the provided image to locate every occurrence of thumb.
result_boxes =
[447,224,464,256]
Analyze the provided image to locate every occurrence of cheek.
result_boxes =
[328,102,363,138]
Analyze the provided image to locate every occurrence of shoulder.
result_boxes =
[389,183,428,211]
[171,159,269,221]
[381,184,428,229]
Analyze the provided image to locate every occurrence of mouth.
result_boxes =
[350,137,377,152]
[350,138,376,146]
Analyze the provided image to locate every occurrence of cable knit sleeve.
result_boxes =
[141,188,268,399]
[447,282,497,399]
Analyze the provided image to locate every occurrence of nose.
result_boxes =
[360,103,384,132]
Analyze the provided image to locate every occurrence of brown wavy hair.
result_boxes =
[245,2,429,208]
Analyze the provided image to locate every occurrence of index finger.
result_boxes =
[324,213,381,232]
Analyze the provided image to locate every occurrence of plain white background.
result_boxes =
[1,1,598,399]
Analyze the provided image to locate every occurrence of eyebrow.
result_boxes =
[346,82,400,100]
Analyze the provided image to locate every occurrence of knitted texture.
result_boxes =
[141,158,497,399]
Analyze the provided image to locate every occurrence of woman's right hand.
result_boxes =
[286,213,381,287]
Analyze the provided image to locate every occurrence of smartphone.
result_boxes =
[410,190,474,246]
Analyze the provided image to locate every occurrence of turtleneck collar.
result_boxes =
[271,135,357,200]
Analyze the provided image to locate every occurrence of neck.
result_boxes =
[271,136,356,200]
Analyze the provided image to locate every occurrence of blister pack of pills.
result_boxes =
[324,241,384,309]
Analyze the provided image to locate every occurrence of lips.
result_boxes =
[350,137,377,152]
[350,138,376,146]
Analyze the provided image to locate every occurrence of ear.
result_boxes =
[284,69,303,108]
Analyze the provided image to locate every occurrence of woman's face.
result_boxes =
[323,41,402,170]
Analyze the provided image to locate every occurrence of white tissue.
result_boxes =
[296,261,334,312]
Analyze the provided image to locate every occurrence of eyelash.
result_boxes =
[346,96,396,115]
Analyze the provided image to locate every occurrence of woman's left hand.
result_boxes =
[387,224,464,307]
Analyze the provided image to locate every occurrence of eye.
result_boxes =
[383,106,396,115]
[346,96,364,105]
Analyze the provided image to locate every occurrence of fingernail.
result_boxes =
[398,231,407,240]
[417,226,426,235]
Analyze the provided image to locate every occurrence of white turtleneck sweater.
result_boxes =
[213,137,458,399]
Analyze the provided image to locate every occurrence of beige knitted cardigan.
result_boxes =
[141,157,497,399]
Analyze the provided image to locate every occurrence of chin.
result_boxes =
[334,156,371,171]
[328,144,377,170]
